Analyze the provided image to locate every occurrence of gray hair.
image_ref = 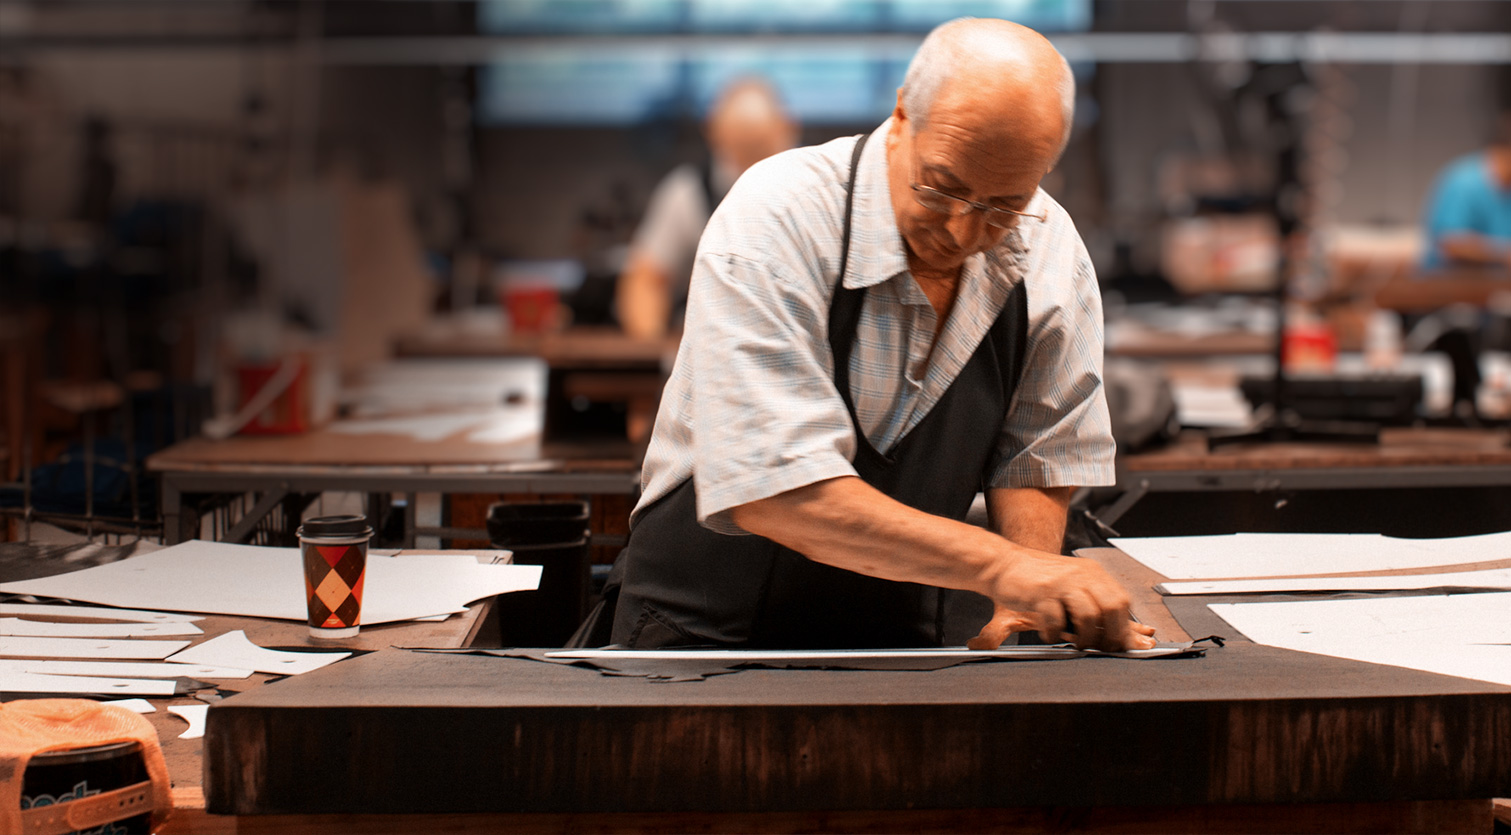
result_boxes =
[899,17,1076,155]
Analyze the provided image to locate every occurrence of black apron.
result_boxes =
[610,132,1029,649]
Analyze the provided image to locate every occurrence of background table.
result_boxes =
[1103,426,1511,535]
[1374,272,1511,312]
[147,356,641,547]
[148,430,640,546]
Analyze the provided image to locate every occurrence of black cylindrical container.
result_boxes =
[486,501,591,647]
[21,741,151,835]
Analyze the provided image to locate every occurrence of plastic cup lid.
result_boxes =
[298,515,373,538]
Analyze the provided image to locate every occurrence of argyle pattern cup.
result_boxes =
[296,515,373,639]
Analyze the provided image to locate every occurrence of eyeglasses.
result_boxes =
[910,168,1048,229]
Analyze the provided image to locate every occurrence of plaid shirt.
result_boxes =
[636,123,1115,534]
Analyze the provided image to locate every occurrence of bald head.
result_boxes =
[900,18,1075,161]
[706,77,798,175]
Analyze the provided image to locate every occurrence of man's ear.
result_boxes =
[892,87,907,125]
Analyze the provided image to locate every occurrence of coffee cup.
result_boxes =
[296,515,373,639]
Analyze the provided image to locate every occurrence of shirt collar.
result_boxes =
[843,117,1031,292]
[842,119,910,290]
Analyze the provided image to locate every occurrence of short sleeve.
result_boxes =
[683,245,860,534]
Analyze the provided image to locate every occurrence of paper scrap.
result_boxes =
[1159,567,1511,596]
[0,670,177,696]
[0,636,191,660]
[0,540,541,624]
[102,699,156,713]
[0,618,203,638]
[166,630,349,675]
[0,604,203,623]
[1208,592,1511,686]
[168,704,208,739]
[1111,531,1511,580]
[0,659,252,680]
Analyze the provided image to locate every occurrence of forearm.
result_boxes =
[729,476,1031,600]
[986,486,1071,554]
[1439,233,1511,268]
[730,476,1145,649]
[616,254,672,341]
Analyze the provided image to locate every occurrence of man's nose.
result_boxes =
[943,207,989,247]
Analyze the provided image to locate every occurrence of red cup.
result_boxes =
[502,284,559,334]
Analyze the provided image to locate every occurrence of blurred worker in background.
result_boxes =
[616,77,798,341]
[1421,108,1511,272]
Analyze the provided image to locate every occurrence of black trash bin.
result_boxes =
[486,501,591,647]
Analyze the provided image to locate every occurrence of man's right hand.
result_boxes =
[986,554,1158,652]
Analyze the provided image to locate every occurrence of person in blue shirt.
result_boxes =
[1421,111,1511,271]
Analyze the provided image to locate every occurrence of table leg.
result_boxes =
[404,493,417,548]
[162,479,184,545]
[224,488,290,543]
[1097,478,1149,526]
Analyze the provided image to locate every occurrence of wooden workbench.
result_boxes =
[192,544,1511,833]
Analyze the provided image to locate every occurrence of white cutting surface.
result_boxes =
[1112,531,1511,579]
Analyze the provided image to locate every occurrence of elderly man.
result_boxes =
[610,18,1154,652]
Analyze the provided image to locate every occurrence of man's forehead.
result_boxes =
[914,135,1048,194]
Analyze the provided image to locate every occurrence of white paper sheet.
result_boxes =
[1111,531,1507,579]
[1159,567,1511,596]
[343,358,546,418]
[0,604,202,623]
[1208,592,1511,686]
[1172,384,1254,428]
[0,540,541,623]
[168,704,208,739]
[0,636,191,659]
[0,670,177,696]
[0,659,252,680]
[0,618,203,638]
[166,630,348,675]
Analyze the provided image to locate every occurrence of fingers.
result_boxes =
[966,619,1010,651]
[966,606,1037,650]
[1129,622,1159,650]
[1032,599,1068,646]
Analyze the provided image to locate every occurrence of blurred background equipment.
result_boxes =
[4,0,1511,585]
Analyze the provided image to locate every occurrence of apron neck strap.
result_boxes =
[828,130,875,413]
